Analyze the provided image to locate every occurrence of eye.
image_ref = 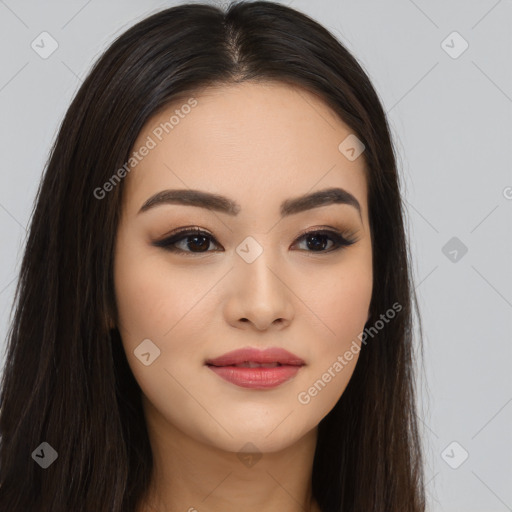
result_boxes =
[152,226,358,256]
[152,227,221,256]
[292,228,358,253]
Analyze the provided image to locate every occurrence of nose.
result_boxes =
[223,245,294,332]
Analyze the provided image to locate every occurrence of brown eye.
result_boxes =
[153,227,357,256]
[153,228,220,255]
[292,229,357,253]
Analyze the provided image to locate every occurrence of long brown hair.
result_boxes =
[0,2,426,510]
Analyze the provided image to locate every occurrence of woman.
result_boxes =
[0,2,426,511]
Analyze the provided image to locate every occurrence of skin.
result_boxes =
[113,81,373,512]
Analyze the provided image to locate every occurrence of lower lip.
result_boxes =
[207,365,302,389]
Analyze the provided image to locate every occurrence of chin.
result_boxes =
[192,415,316,455]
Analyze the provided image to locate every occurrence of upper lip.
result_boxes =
[205,347,305,367]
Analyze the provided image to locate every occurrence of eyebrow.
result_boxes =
[138,186,362,219]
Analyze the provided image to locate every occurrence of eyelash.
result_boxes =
[152,226,358,257]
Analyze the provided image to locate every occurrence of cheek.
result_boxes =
[292,253,372,411]
[113,239,223,401]
[113,243,213,398]
[114,240,207,344]
[322,272,372,344]
[298,254,373,354]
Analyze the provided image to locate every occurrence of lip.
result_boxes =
[205,347,305,367]
[205,347,305,389]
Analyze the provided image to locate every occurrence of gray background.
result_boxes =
[1,1,511,510]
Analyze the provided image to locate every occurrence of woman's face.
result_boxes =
[113,81,373,453]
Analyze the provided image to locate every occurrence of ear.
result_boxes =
[107,315,116,330]
[106,301,117,330]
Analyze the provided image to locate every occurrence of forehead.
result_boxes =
[122,81,368,222]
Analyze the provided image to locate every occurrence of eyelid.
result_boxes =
[294,224,358,243]
[293,227,359,254]
[152,226,218,254]
[152,224,359,255]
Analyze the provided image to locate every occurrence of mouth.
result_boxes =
[205,347,305,389]
[211,361,285,368]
